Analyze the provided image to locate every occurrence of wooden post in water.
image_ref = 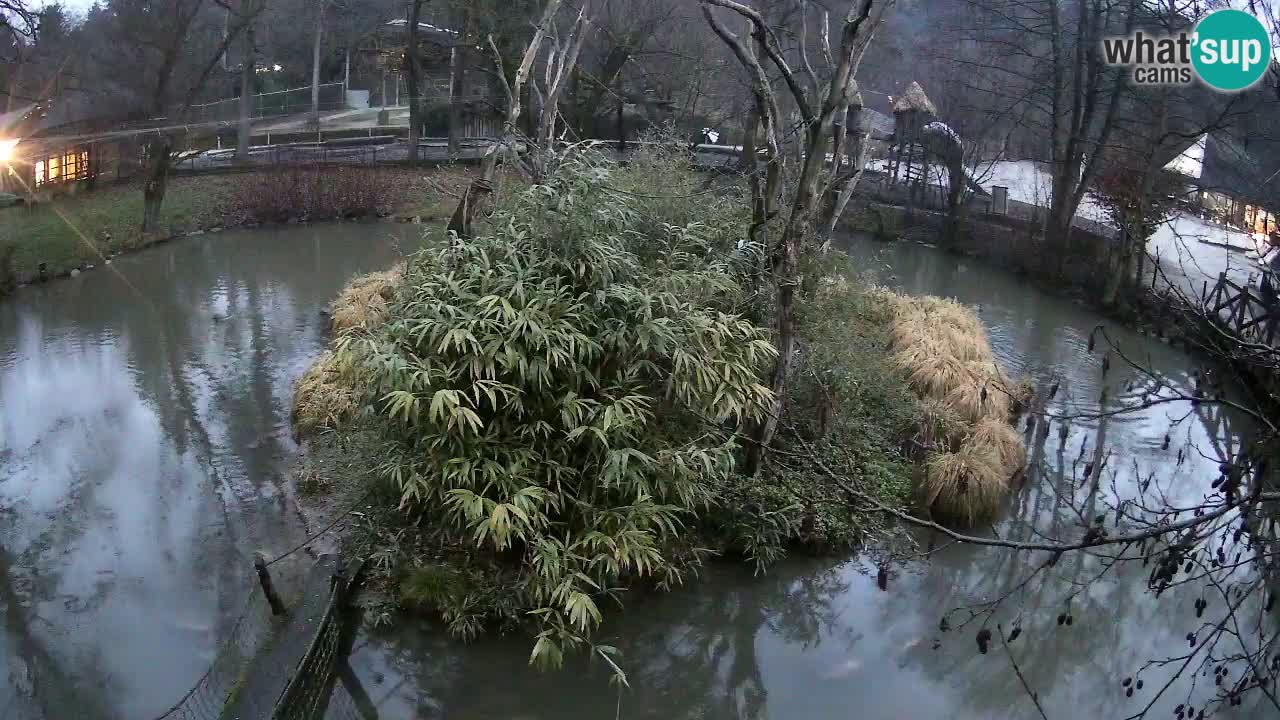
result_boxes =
[253,551,287,615]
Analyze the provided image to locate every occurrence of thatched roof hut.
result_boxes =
[891,81,937,117]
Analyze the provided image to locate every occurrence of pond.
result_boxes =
[0,222,421,719]
[0,225,1268,719]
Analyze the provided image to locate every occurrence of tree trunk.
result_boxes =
[739,108,758,172]
[447,47,464,156]
[142,139,172,234]
[944,155,965,247]
[236,17,255,160]
[451,0,566,237]
[615,79,625,153]
[310,0,324,131]
[406,0,423,163]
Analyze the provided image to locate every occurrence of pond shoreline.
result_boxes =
[2,213,442,295]
[0,166,466,297]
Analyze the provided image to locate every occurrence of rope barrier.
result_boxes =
[264,488,374,567]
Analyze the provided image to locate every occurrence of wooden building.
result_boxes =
[885,81,938,189]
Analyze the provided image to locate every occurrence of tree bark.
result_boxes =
[451,0,566,239]
[406,0,423,162]
[236,13,255,160]
[447,46,464,156]
[143,139,172,234]
[310,0,324,131]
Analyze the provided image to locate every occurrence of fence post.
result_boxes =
[253,552,287,615]
[1234,285,1249,332]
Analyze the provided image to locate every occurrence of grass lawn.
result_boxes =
[0,166,475,290]
[0,175,241,283]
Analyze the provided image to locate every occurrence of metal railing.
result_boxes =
[180,83,347,124]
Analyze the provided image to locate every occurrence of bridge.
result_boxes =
[152,553,378,720]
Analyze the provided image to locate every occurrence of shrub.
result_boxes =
[231,165,401,223]
[0,241,14,295]
[338,150,773,665]
[701,264,922,569]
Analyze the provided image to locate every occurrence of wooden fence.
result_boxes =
[1202,271,1280,345]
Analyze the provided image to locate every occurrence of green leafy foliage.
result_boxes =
[339,150,774,666]
[702,257,921,570]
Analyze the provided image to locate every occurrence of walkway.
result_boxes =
[220,555,338,720]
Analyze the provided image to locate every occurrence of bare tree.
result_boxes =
[446,0,593,238]
[700,0,894,474]
[96,0,264,231]
[235,0,262,160]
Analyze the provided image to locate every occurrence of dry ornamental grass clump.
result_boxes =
[329,263,404,335]
[879,290,1027,524]
[293,351,357,435]
[923,445,1008,527]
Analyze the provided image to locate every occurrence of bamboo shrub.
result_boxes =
[341,152,775,666]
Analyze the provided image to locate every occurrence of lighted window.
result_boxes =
[35,160,45,185]
[48,155,60,182]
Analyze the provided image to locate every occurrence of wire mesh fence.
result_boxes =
[150,555,364,720]
[272,583,344,720]
[151,588,274,720]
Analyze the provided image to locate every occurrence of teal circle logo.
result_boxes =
[1192,9,1272,91]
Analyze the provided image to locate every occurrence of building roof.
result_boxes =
[891,81,937,116]
[1166,130,1280,213]
[0,104,39,135]
[385,18,460,38]
[860,108,894,140]
[1200,132,1280,212]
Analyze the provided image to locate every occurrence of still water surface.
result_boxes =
[0,226,1266,719]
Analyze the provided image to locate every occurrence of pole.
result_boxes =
[253,552,287,615]
[343,49,350,102]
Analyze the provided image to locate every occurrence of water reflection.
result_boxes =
[0,223,419,718]
[0,222,1263,719]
